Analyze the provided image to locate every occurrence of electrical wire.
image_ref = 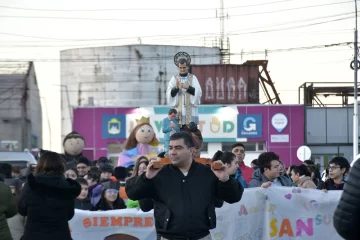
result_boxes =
[0,41,352,61]
[0,1,352,22]
[0,11,354,43]
[0,0,297,11]
[0,17,353,48]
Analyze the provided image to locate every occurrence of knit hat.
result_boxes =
[99,163,113,173]
[98,156,111,165]
[63,131,84,146]
[102,180,121,191]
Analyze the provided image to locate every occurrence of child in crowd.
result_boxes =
[126,157,149,208]
[95,181,126,211]
[74,178,93,210]
[64,165,78,180]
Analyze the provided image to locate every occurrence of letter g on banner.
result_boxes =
[243,117,256,131]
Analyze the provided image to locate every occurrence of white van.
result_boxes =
[0,149,37,169]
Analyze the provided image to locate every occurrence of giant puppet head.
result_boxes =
[62,131,87,163]
[117,117,159,168]
[124,117,159,150]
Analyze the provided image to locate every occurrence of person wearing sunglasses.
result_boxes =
[95,181,126,211]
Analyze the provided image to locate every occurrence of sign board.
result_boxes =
[191,64,260,104]
[237,114,263,138]
[297,146,312,161]
[69,187,343,240]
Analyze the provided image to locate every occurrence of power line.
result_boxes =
[0,42,350,62]
[0,0,296,11]
[0,16,353,48]
[0,11,353,43]
[228,16,354,37]
[0,1,352,22]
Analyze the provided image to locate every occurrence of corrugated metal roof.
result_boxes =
[0,62,31,75]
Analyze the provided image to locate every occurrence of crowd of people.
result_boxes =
[0,130,355,240]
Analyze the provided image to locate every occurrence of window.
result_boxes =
[222,142,259,152]
[107,143,123,154]
[257,143,265,151]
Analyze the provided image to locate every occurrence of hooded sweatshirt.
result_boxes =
[248,168,296,188]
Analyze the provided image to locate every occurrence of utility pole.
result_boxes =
[353,0,359,160]
[217,0,230,64]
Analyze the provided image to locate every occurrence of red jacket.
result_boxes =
[239,163,254,183]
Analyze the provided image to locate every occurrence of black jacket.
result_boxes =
[333,160,360,239]
[126,161,243,239]
[139,197,224,212]
[317,178,346,190]
[74,198,93,210]
[18,173,81,240]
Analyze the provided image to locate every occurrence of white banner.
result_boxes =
[125,106,239,140]
[69,187,343,240]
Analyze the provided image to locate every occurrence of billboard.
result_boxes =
[237,105,305,166]
[190,64,260,104]
[73,105,304,165]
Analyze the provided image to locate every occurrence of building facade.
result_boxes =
[0,62,42,151]
[306,106,358,172]
[72,105,304,167]
[60,44,221,149]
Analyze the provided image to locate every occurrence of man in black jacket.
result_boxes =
[126,132,243,240]
[333,157,360,239]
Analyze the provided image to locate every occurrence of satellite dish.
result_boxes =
[351,154,360,167]
[297,145,312,162]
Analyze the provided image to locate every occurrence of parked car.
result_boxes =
[0,149,37,169]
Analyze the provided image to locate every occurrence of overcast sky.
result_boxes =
[0,0,355,152]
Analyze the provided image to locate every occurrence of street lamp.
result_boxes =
[353,0,359,160]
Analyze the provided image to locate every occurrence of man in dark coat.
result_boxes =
[126,132,243,240]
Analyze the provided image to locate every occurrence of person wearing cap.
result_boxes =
[99,163,114,182]
[95,181,126,211]
[76,157,90,178]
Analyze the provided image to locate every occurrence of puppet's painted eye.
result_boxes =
[141,127,145,132]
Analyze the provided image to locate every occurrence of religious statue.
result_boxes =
[166,52,202,129]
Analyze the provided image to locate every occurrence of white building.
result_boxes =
[0,62,42,151]
[60,44,221,146]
